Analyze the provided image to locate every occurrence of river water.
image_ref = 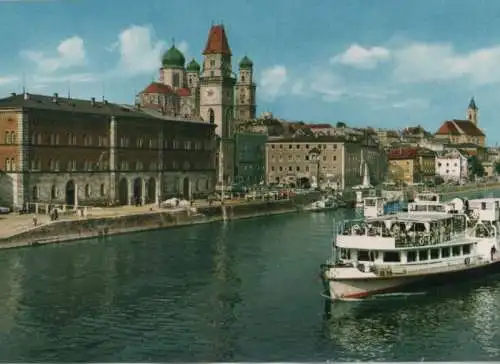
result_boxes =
[1,189,500,361]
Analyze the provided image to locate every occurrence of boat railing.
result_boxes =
[338,219,468,248]
[372,254,484,277]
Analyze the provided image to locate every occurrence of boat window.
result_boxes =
[358,250,370,261]
[407,251,417,262]
[463,244,471,255]
[418,250,428,261]
[430,248,439,259]
[452,246,461,256]
[416,205,427,212]
[442,247,450,258]
[482,202,486,210]
[340,248,351,260]
[383,251,400,263]
[365,199,376,207]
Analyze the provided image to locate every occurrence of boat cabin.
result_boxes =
[335,213,475,268]
[363,197,384,218]
[468,198,500,222]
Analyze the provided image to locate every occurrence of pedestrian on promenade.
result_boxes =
[32,215,38,227]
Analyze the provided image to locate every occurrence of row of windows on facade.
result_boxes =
[270,165,336,173]
[25,159,207,172]
[437,162,459,167]
[30,132,107,147]
[269,143,339,150]
[28,132,212,151]
[271,155,338,163]
[32,183,106,201]
[118,137,208,151]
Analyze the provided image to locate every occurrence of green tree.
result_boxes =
[495,161,500,175]
[468,156,485,179]
[336,121,347,128]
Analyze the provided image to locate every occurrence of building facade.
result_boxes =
[135,24,257,186]
[234,132,266,186]
[265,135,385,189]
[435,148,468,182]
[387,147,436,184]
[0,93,216,209]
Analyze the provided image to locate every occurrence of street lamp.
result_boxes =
[309,147,321,189]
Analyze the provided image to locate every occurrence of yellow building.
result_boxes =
[387,147,436,184]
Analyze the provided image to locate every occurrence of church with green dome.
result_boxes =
[136,27,256,124]
[136,24,258,186]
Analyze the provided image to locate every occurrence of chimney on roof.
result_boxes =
[52,93,58,103]
[91,97,96,106]
[10,92,16,97]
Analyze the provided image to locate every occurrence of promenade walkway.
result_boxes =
[0,196,284,240]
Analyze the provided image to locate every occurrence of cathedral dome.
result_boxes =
[186,58,201,72]
[162,45,185,68]
[239,56,253,69]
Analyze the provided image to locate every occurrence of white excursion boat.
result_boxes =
[320,194,500,300]
[305,196,338,212]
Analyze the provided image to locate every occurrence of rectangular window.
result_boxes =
[430,248,440,259]
[407,251,417,262]
[463,244,471,255]
[418,250,428,261]
[452,246,461,256]
[441,247,450,258]
[384,251,400,262]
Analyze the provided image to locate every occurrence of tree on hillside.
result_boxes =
[495,161,500,175]
[336,121,347,128]
[468,156,485,179]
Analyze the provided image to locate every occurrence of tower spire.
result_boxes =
[22,72,26,94]
[171,37,175,47]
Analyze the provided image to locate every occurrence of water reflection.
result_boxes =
[207,223,242,361]
[321,274,500,361]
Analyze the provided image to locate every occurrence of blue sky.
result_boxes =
[1,0,500,144]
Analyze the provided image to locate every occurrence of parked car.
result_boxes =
[0,206,11,214]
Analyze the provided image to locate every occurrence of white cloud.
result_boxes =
[21,36,86,73]
[177,40,189,55]
[309,72,346,102]
[33,73,96,84]
[391,98,429,109]
[259,65,287,99]
[0,76,18,86]
[392,42,500,85]
[115,25,166,75]
[331,44,390,69]
[291,80,305,95]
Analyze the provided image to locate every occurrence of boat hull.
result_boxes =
[322,260,500,300]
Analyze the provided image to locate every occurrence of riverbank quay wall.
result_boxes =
[0,192,320,250]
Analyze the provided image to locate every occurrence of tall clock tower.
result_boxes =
[200,24,236,185]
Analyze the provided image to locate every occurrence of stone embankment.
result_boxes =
[0,192,320,250]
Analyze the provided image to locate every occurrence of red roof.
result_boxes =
[388,147,418,160]
[435,119,485,137]
[176,88,190,97]
[141,82,173,94]
[203,25,232,56]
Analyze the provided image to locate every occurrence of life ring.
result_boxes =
[464,257,471,265]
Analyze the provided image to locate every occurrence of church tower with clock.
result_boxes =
[200,24,237,184]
